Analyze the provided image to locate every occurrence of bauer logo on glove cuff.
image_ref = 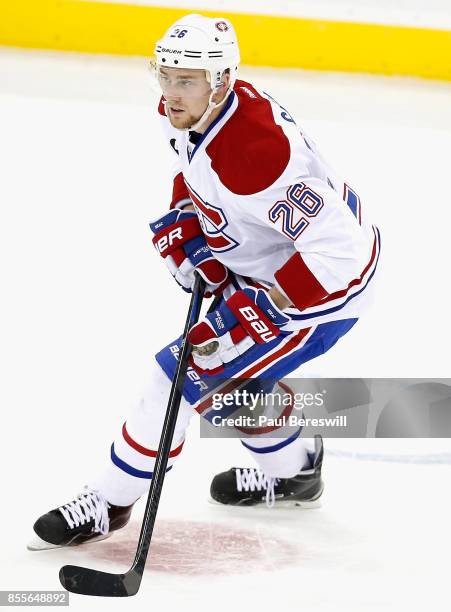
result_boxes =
[155,227,183,254]
[239,306,278,343]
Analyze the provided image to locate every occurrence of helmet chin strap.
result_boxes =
[165,84,233,133]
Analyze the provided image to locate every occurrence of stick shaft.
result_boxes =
[132,275,205,575]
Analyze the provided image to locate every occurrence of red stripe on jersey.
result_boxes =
[313,229,378,307]
[122,423,184,458]
[206,80,291,196]
[171,172,190,209]
[275,253,329,311]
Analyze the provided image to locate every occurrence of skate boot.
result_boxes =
[210,436,324,508]
[28,486,133,551]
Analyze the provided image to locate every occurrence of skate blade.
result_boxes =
[208,496,322,509]
[27,532,111,551]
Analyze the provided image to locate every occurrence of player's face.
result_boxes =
[158,67,213,129]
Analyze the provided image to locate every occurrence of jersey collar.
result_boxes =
[188,91,236,162]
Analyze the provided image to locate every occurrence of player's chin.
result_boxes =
[168,111,190,129]
[168,111,200,130]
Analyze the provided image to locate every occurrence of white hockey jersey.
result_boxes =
[158,79,380,331]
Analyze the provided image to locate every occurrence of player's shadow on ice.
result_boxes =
[85,519,300,576]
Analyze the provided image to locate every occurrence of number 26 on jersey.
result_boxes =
[268,183,324,240]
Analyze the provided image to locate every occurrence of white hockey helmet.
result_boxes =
[154,14,240,89]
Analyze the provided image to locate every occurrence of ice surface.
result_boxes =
[0,48,450,611]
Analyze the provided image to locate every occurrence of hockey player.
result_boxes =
[29,14,380,550]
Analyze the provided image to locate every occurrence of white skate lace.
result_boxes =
[58,487,110,535]
[235,468,281,508]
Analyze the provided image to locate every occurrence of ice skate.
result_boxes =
[210,436,324,508]
[27,487,133,551]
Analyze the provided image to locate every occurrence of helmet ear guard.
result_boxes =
[208,67,230,89]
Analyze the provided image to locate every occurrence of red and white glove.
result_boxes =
[188,287,290,375]
[150,209,229,295]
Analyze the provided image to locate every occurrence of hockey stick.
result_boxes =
[59,274,206,597]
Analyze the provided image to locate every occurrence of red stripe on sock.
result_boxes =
[122,423,184,458]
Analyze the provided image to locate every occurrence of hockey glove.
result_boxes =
[188,287,290,375]
[150,209,229,294]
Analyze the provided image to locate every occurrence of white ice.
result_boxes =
[0,48,450,611]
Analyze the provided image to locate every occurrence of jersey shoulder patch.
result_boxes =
[206,80,290,196]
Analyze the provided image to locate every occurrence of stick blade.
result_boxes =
[59,564,141,597]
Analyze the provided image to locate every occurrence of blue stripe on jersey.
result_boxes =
[110,444,173,479]
[240,426,301,453]
[345,187,359,218]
